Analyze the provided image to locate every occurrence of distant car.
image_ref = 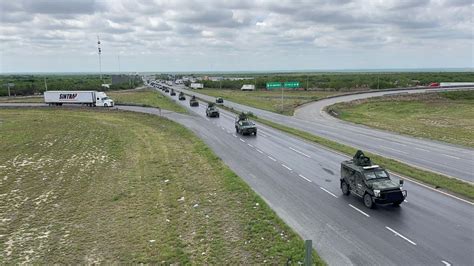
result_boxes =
[216,97,224,104]
[429,82,440,87]
[165,88,170,93]
[170,89,176,96]
[178,92,186,101]
[190,96,199,107]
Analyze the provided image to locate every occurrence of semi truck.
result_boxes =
[44,91,114,107]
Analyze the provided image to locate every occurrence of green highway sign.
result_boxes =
[266,82,282,89]
[284,81,300,88]
[266,81,300,89]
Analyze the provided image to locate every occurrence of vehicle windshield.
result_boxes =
[101,97,109,100]
[241,121,253,126]
[364,169,389,180]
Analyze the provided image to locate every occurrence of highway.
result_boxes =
[166,85,474,183]
[2,94,473,265]
[136,87,472,265]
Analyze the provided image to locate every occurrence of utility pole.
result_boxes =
[44,77,48,91]
[97,35,102,82]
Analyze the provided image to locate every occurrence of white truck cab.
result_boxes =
[95,92,114,107]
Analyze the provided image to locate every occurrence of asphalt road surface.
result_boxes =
[167,85,474,183]
[2,96,473,265]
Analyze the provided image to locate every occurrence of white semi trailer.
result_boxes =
[44,91,114,107]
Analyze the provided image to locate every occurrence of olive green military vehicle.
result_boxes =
[340,150,406,208]
[170,89,176,96]
[206,103,220,117]
[189,95,199,107]
[235,112,257,135]
[216,97,224,104]
[178,92,186,101]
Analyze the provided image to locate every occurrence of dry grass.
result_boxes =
[0,108,323,264]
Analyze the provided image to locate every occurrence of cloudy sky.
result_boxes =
[0,0,472,73]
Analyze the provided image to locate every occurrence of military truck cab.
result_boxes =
[340,150,407,208]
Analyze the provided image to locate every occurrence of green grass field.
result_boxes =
[328,90,474,148]
[108,89,186,113]
[0,108,323,264]
[197,89,342,115]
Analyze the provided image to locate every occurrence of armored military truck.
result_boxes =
[178,92,186,101]
[340,150,407,208]
[235,112,257,135]
[216,97,224,104]
[206,103,220,117]
[189,95,199,107]
[170,89,176,96]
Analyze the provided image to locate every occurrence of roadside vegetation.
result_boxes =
[108,88,187,113]
[0,108,323,264]
[196,89,341,115]
[0,74,142,96]
[195,71,474,91]
[327,90,474,148]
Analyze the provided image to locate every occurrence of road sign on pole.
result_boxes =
[284,81,300,88]
[266,82,282,89]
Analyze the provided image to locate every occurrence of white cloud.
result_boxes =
[0,0,472,72]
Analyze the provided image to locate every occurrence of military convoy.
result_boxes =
[189,95,199,107]
[340,150,407,208]
[206,103,220,117]
[235,112,257,135]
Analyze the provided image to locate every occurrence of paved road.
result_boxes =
[167,85,474,183]
[2,97,473,265]
[139,89,472,265]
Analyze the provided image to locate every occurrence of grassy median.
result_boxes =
[197,89,341,115]
[108,88,187,113]
[327,90,474,148]
[0,108,323,264]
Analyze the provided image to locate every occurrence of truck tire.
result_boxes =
[104,103,108,107]
[341,181,350,195]
[235,126,238,133]
[363,193,374,209]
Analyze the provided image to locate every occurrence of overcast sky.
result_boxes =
[0,0,473,73]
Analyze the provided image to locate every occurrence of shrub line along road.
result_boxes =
[2,92,473,265]
[170,85,474,183]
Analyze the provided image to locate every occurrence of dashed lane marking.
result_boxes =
[385,226,417,246]
[298,174,312,183]
[348,204,370,217]
[320,187,337,198]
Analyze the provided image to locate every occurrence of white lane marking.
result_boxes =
[232,134,237,138]
[391,171,474,206]
[281,164,293,171]
[380,146,408,154]
[239,138,245,143]
[415,147,429,152]
[385,226,417,246]
[441,154,461,160]
[256,149,264,154]
[205,117,210,121]
[441,260,451,266]
[289,147,311,158]
[348,204,370,217]
[404,199,408,203]
[259,133,268,138]
[320,187,337,197]
[221,127,226,131]
[268,156,277,161]
[299,174,312,183]
[226,130,231,134]
[247,143,254,148]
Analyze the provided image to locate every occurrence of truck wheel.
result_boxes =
[235,127,238,133]
[341,181,350,195]
[363,193,374,209]
[104,103,108,107]
[254,131,257,136]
